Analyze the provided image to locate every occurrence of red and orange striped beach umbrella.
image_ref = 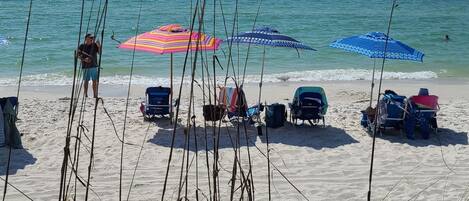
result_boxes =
[118,24,222,122]
[119,24,222,54]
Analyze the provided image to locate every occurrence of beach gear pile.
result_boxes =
[143,85,328,129]
[361,88,439,139]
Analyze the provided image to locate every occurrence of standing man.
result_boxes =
[77,33,101,98]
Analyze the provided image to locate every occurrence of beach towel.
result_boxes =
[0,105,4,147]
[218,86,247,113]
[410,95,439,110]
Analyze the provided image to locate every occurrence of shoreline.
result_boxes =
[1,77,468,99]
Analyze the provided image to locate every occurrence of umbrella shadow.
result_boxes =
[379,128,468,147]
[258,124,359,150]
[148,122,259,152]
[0,147,36,175]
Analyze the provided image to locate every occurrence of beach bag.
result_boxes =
[265,103,286,128]
[203,105,224,121]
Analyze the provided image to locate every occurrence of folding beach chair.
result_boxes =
[375,90,408,134]
[289,86,328,126]
[0,97,22,148]
[141,86,171,120]
[0,97,18,109]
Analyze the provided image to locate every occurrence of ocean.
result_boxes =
[1,0,468,86]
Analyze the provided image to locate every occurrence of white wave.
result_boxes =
[0,69,438,87]
[242,69,438,83]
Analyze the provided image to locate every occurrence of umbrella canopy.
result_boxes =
[0,35,8,46]
[227,27,315,50]
[118,24,222,54]
[330,32,424,62]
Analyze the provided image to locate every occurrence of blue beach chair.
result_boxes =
[375,90,407,134]
[141,87,171,120]
[289,86,328,126]
[0,97,18,109]
[0,96,22,148]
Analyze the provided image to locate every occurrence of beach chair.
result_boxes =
[375,90,408,134]
[1,97,18,147]
[141,86,171,120]
[289,86,328,126]
[0,97,18,109]
[404,89,439,139]
[0,97,22,148]
[218,86,263,123]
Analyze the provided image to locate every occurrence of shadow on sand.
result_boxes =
[149,120,259,152]
[378,128,468,147]
[0,147,36,176]
[149,120,358,151]
[259,123,359,149]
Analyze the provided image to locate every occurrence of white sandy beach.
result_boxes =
[1,78,469,200]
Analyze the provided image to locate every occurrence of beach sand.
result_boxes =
[1,78,469,200]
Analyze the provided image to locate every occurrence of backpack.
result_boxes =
[265,103,286,128]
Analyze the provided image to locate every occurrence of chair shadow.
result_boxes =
[149,121,259,152]
[259,123,359,150]
[149,117,359,151]
[0,147,37,175]
[379,128,468,147]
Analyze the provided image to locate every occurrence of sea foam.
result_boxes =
[0,69,438,87]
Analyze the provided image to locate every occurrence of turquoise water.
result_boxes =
[1,0,468,86]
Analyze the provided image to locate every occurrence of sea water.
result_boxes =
[0,0,468,86]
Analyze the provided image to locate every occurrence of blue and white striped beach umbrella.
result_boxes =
[227,27,315,126]
[227,27,315,51]
[331,32,424,107]
[0,35,8,46]
[330,32,424,62]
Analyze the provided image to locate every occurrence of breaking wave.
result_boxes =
[0,69,438,87]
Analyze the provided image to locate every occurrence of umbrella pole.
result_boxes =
[369,58,377,108]
[258,46,266,104]
[170,53,173,124]
[256,46,266,136]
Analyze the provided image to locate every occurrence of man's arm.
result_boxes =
[95,41,101,54]
[76,45,83,60]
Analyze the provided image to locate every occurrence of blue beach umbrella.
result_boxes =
[227,26,315,130]
[330,32,424,106]
[227,26,315,89]
[330,32,424,61]
[228,27,316,51]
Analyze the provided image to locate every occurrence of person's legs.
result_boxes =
[90,67,99,98]
[92,80,98,98]
[83,68,91,97]
[84,81,89,97]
